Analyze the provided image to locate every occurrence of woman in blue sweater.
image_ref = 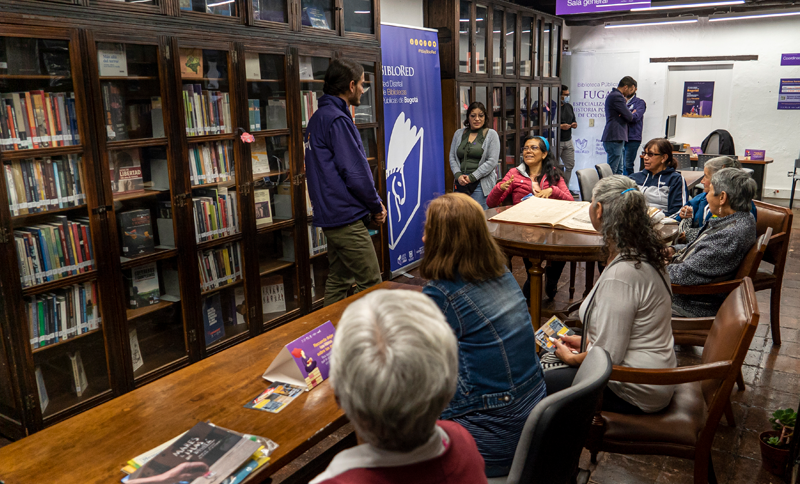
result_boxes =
[628,138,687,216]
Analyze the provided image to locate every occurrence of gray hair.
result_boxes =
[705,156,741,174]
[710,167,756,212]
[330,289,458,452]
[591,175,666,271]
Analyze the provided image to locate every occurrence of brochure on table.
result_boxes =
[262,321,335,390]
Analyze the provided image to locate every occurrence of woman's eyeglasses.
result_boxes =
[643,151,663,158]
[522,146,541,153]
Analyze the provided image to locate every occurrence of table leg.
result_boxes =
[584,261,595,297]
[527,257,544,331]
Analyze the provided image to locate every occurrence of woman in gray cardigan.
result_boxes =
[449,102,500,209]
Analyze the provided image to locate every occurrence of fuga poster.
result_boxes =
[381,24,445,274]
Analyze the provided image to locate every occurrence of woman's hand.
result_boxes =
[458,174,471,186]
[553,337,584,367]
[679,205,693,220]
[664,246,676,259]
[500,175,514,191]
[535,188,553,199]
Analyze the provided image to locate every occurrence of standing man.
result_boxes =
[304,59,387,306]
[623,83,646,176]
[601,76,636,175]
[559,85,577,187]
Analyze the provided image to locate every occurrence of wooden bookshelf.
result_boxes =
[0,3,386,439]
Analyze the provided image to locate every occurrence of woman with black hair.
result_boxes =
[628,138,687,216]
[488,135,573,300]
[448,102,500,209]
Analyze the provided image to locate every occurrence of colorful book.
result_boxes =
[126,263,160,309]
[118,209,155,257]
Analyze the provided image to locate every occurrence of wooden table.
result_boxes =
[0,281,420,483]
[488,207,679,330]
[680,170,704,191]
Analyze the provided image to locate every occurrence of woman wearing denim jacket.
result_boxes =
[420,193,546,478]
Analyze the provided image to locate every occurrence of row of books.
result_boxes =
[189,140,234,186]
[198,242,243,291]
[248,98,289,132]
[26,282,101,350]
[308,225,327,256]
[248,99,262,131]
[182,84,232,137]
[202,290,243,346]
[299,90,319,128]
[35,350,90,413]
[15,216,95,288]
[3,154,85,217]
[193,186,239,242]
[0,91,80,151]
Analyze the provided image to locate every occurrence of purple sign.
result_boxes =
[781,54,800,66]
[556,0,650,15]
[682,81,715,118]
[262,320,335,390]
[778,79,800,110]
[745,149,766,161]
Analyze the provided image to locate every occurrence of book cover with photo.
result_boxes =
[118,209,155,256]
[126,262,160,309]
[110,149,144,194]
[254,189,273,227]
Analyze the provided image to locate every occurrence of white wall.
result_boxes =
[567,16,800,199]
[380,0,424,29]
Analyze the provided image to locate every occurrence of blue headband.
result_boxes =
[537,136,550,153]
[621,188,636,195]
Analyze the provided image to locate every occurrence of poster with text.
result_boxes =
[557,0,650,15]
[778,79,800,110]
[381,24,445,274]
[682,82,715,118]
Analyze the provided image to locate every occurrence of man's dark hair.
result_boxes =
[323,59,364,96]
[618,76,637,88]
[562,84,569,92]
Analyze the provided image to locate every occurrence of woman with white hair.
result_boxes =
[310,289,487,484]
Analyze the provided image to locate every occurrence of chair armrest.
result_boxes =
[671,279,742,295]
[671,316,715,332]
[610,360,732,385]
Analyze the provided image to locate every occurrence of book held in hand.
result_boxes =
[534,316,575,353]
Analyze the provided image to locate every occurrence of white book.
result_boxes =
[234,287,247,325]
[245,53,261,79]
[35,367,49,412]
[97,43,128,77]
[261,276,286,314]
[251,137,271,175]
[68,351,89,397]
[254,189,273,227]
[129,328,144,372]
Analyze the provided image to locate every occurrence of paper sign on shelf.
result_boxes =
[262,321,335,391]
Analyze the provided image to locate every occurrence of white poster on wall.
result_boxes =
[567,51,640,194]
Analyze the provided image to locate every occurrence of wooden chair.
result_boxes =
[595,163,613,179]
[586,278,759,484]
[752,200,794,345]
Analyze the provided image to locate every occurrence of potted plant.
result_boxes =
[760,408,796,475]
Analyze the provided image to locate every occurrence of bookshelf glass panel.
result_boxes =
[0,305,18,418]
[246,53,286,132]
[252,135,291,225]
[475,5,487,74]
[301,0,335,30]
[543,22,552,78]
[201,284,248,349]
[504,85,515,131]
[257,230,299,322]
[359,128,378,183]
[551,24,560,77]
[520,86,528,131]
[458,85,471,121]
[530,85,540,128]
[5,154,87,220]
[299,56,329,128]
[505,12,516,76]
[180,0,237,17]
[178,48,232,138]
[253,0,288,23]
[310,253,328,305]
[98,43,163,142]
[542,86,551,126]
[344,0,374,35]
[458,1,470,74]
[492,9,502,76]
[491,86,501,132]
[520,16,533,77]
[0,37,79,153]
[475,85,487,112]
[505,135,516,167]
[534,19,541,78]
[192,184,240,243]
[187,140,235,189]
[354,63,374,125]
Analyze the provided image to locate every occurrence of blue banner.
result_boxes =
[381,24,445,274]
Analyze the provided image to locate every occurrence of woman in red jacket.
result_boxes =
[488,135,573,300]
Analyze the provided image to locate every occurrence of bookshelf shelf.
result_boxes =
[0,74,70,80]
[42,386,111,422]
[299,79,325,83]
[133,356,190,388]
[31,328,103,354]
[200,278,243,297]
[126,300,178,321]
[259,259,294,277]
[180,78,226,81]
[120,247,178,269]
[263,306,301,328]
[309,251,328,260]
[195,232,243,251]
[11,204,88,227]
[106,138,168,151]
[99,76,158,81]
[113,189,169,203]
[253,169,290,179]
[0,145,83,162]
[247,79,282,83]
[186,133,235,144]
[21,270,98,297]
[190,179,236,190]
[256,218,294,235]
[250,128,291,137]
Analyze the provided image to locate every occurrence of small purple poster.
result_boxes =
[778,79,800,110]
[682,81,715,118]
[556,0,650,15]
[262,321,336,390]
[781,54,800,66]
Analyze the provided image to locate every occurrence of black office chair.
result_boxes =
[575,168,599,202]
[595,163,613,179]
[487,347,612,484]
[674,153,693,171]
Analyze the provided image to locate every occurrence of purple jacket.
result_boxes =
[626,94,646,141]
[304,94,383,228]
[601,88,634,142]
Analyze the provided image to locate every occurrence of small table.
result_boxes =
[0,281,420,483]
[680,170,704,191]
[488,207,679,330]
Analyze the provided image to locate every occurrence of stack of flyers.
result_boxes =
[534,316,575,352]
[244,381,305,413]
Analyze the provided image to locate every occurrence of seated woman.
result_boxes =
[487,135,573,299]
[668,168,757,318]
[676,156,757,244]
[628,138,687,216]
[547,175,676,415]
[310,289,487,484]
[420,193,546,477]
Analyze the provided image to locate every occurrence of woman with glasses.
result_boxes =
[448,102,500,209]
[487,135,573,300]
[628,138,687,216]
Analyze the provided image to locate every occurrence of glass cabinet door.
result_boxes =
[302,0,335,30]
[459,1,471,74]
[258,228,299,324]
[505,12,516,76]
[180,0,236,16]
[543,21,552,78]
[246,53,287,132]
[535,19,541,78]
[492,9,502,76]
[298,56,329,128]
[520,86,528,130]
[475,5,488,74]
[530,85,541,129]
[475,85,488,111]
[520,16,533,77]
[504,85,515,130]
[253,0,289,23]
[344,0,374,35]
[459,84,471,121]
[492,86,502,132]
[551,23,561,78]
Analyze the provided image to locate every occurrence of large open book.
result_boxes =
[489,197,598,234]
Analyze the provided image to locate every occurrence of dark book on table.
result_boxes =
[118,209,154,257]
[203,293,224,346]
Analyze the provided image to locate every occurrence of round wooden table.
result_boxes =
[487,206,679,329]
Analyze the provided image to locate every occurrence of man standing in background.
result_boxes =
[623,82,646,176]
[559,85,577,187]
[601,76,636,175]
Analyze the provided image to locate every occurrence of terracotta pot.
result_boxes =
[760,430,790,476]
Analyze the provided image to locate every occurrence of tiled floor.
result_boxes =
[395,207,800,484]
